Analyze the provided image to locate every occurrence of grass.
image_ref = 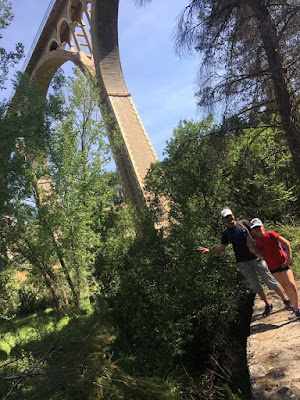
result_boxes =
[0,308,70,359]
[0,306,178,400]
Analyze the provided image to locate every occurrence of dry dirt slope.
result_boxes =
[247,281,300,399]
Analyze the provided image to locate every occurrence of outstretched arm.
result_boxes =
[197,244,227,254]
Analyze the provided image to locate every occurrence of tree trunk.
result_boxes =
[248,0,300,179]
[18,239,64,313]
[42,270,64,314]
[32,180,80,307]
[54,247,80,307]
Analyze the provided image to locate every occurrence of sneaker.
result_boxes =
[283,299,293,309]
[295,309,300,318]
[288,311,297,320]
[263,303,273,317]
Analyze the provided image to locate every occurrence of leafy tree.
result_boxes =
[224,123,299,220]
[145,118,229,228]
[1,73,66,312]
[46,69,114,305]
[137,0,300,180]
[146,117,299,228]
[176,0,300,179]
[0,68,134,313]
[112,119,246,396]
[0,0,13,29]
[0,0,23,90]
[0,0,23,208]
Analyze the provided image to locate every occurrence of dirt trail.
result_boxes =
[247,281,300,399]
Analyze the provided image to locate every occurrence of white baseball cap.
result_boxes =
[250,218,263,229]
[221,208,232,218]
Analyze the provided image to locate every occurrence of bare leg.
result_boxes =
[257,290,270,304]
[274,286,287,301]
[273,270,299,308]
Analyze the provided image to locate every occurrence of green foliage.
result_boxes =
[112,207,250,397]
[94,199,136,298]
[0,265,15,319]
[0,308,70,358]
[147,118,226,218]
[0,68,135,315]
[146,118,299,228]
[111,117,299,398]
[225,125,299,220]
[109,209,236,397]
[0,0,13,30]
[0,308,177,400]
[0,0,24,89]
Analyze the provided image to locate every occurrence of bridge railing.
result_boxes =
[21,0,56,73]
[5,0,56,109]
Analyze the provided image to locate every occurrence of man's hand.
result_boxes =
[197,246,210,254]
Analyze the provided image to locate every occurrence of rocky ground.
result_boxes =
[247,281,300,399]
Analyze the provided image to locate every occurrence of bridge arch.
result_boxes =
[31,50,94,98]
[48,39,59,52]
[57,18,72,49]
[19,0,158,213]
[68,0,83,23]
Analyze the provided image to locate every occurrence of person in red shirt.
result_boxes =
[250,218,300,319]
[197,208,290,317]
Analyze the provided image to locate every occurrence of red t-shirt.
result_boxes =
[256,231,287,271]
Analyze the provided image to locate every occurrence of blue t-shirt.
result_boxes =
[221,220,257,263]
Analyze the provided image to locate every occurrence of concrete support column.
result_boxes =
[90,0,158,212]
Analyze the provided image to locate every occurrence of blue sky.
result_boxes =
[1,0,202,160]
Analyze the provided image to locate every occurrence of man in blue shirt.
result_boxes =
[197,208,291,316]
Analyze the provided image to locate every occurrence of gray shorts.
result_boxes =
[237,258,279,294]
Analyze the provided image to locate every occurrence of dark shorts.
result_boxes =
[270,265,290,274]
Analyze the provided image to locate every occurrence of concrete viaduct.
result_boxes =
[21,0,158,213]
